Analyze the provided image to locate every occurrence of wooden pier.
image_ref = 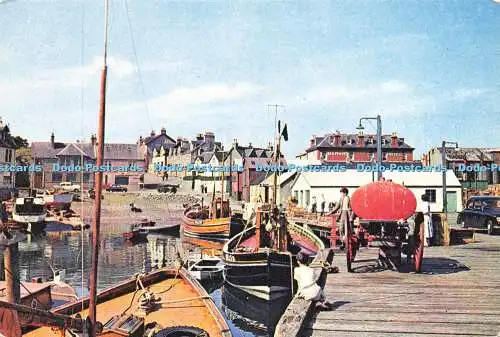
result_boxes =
[277,233,500,337]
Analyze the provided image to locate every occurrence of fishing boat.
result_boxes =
[182,196,230,239]
[36,191,73,210]
[221,282,290,335]
[19,268,231,337]
[222,203,324,301]
[222,119,324,301]
[12,197,47,232]
[186,252,224,281]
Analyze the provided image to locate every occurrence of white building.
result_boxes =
[290,170,462,213]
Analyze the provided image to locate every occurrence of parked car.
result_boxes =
[58,181,81,192]
[105,184,128,192]
[157,184,178,194]
[457,196,500,235]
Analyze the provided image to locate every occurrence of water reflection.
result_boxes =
[11,229,290,337]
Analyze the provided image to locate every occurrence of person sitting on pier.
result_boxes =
[294,251,331,310]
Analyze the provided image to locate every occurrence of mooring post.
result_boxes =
[4,242,20,303]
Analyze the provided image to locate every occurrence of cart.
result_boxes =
[344,180,425,273]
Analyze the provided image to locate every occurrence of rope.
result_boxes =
[158,296,210,305]
[124,0,153,131]
[120,274,146,316]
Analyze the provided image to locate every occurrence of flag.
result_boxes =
[281,123,288,141]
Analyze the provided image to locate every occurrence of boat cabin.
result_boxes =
[210,197,230,219]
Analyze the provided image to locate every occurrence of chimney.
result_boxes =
[160,127,166,135]
[310,135,316,147]
[139,135,143,145]
[391,132,398,147]
[91,134,97,146]
[196,133,203,141]
[150,130,156,137]
[233,138,238,149]
[248,142,252,148]
[204,131,215,143]
[50,132,55,148]
[176,137,182,147]
[357,130,365,146]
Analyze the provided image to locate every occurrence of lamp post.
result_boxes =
[357,115,382,181]
[441,140,458,214]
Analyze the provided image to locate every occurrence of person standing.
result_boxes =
[328,187,352,238]
[320,194,326,216]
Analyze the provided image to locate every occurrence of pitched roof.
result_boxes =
[31,142,69,159]
[56,143,93,157]
[294,170,461,188]
[143,131,176,145]
[103,143,142,160]
[32,142,142,161]
[249,172,268,185]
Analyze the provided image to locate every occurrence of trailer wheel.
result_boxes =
[414,220,424,273]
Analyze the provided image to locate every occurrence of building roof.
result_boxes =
[305,133,414,153]
[32,142,71,159]
[32,141,142,161]
[232,145,274,159]
[437,147,495,162]
[143,129,176,145]
[213,151,228,162]
[103,143,142,160]
[294,170,461,188]
[56,143,94,157]
[249,172,268,186]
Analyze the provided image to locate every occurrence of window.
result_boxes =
[305,190,310,207]
[294,191,298,201]
[300,190,304,207]
[52,172,62,183]
[83,173,91,183]
[3,176,11,184]
[424,189,436,203]
[4,149,7,162]
[67,173,77,182]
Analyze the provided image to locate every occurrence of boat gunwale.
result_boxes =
[36,268,230,337]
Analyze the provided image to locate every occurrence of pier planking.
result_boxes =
[302,233,500,337]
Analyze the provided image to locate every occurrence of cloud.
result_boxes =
[143,82,264,113]
[451,88,489,101]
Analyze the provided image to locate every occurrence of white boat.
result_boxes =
[12,197,47,232]
[187,253,224,281]
[36,191,73,210]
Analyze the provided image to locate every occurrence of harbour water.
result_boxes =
[8,222,290,337]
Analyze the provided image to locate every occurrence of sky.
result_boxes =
[0,0,499,158]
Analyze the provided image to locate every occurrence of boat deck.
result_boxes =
[24,274,228,337]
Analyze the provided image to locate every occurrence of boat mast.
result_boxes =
[89,0,109,335]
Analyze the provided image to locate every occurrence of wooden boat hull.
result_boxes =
[221,282,290,334]
[182,216,232,240]
[222,223,324,301]
[23,268,231,337]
